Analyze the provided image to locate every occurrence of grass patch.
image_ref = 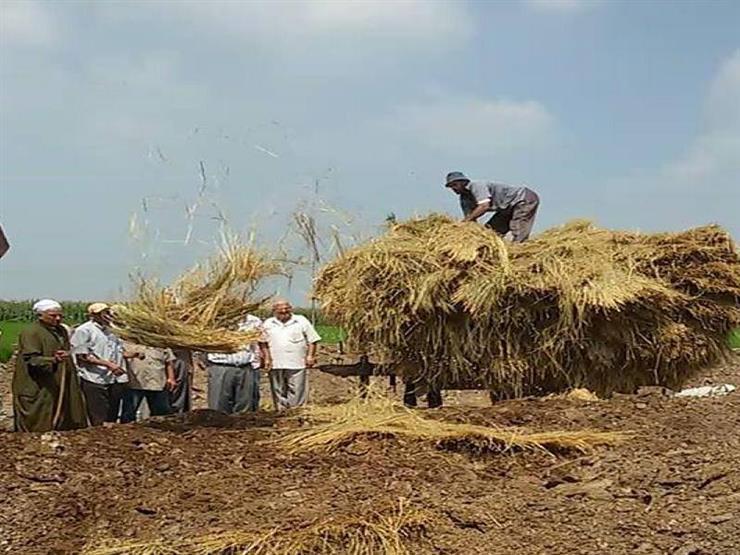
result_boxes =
[730,328,740,350]
[0,321,25,362]
[316,324,346,344]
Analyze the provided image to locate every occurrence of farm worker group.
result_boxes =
[12,299,320,432]
[10,171,538,427]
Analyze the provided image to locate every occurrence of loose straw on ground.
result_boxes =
[85,499,433,555]
[281,390,628,456]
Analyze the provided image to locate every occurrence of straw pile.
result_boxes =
[282,390,627,455]
[115,241,280,352]
[86,499,433,555]
[315,215,740,396]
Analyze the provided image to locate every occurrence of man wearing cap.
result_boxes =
[12,300,88,432]
[71,303,131,425]
[445,171,540,242]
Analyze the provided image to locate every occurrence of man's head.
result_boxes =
[445,171,470,195]
[272,298,293,322]
[87,302,113,327]
[34,299,64,327]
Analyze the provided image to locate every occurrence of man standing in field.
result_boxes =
[205,314,265,414]
[12,299,88,432]
[445,171,540,242]
[261,300,321,410]
[120,342,177,423]
[71,303,130,425]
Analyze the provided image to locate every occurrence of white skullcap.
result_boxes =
[33,299,62,314]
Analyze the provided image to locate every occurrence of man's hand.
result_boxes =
[108,363,126,376]
[263,358,273,371]
[165,376,178,392]
[53,350,69,363]
[305,355,316,368]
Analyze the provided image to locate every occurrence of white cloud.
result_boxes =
[524,0,600,13]
[109,0,472,45]
[665,49,740,182]
[598,50,740,236]
[385,97,556,156]
[104,0,473,47]
[0,0,56,46]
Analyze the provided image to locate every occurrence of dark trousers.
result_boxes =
[169,350,192,413]
[485,188,540,242]
[403,381,443,408]
[207,364,260,413]
[120,389,172,423]
[80,380,126,426]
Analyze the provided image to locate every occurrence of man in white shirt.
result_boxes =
[206,314,264,413]
[261,299,321,410]
[70,303,131,425]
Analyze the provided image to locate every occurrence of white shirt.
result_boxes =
[262,314,321,370]
[71,320,128,385]
[206,314,263,369]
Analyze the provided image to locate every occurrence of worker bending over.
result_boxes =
[445,171,540,242]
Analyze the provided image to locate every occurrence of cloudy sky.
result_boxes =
[1,0,739,302]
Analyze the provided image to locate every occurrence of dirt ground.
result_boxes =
[1,356,739,554]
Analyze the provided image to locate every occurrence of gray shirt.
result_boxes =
[71,320,128,385]
[460,180,527,216]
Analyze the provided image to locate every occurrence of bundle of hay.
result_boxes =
[315,215,740,396]
[115,241,280,352]
[283,390,626,455]
[87,500,432,555]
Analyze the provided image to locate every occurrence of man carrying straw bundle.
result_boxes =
[445,171,540,242]
[12,299,87,432]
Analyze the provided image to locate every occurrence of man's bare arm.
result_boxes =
[463,200,492,222]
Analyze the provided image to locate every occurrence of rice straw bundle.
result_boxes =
[85,499,433,555]
[115,240,281,352]
[315,216,740,396]
[283,390,627,455]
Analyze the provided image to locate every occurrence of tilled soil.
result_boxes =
[1,360,739,554]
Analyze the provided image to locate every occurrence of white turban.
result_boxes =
[33,299,62,314]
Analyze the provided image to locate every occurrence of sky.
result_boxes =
[1,0,739,303]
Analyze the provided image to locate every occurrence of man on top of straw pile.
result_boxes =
[205,314,265,414]
[261,299,321,410]
[445,171,540,242]
[12,299,88,432]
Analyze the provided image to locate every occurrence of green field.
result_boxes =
[0,321,25,362]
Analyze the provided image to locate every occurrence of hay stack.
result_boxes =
[115,241,280,352]
[315,215,740,396]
